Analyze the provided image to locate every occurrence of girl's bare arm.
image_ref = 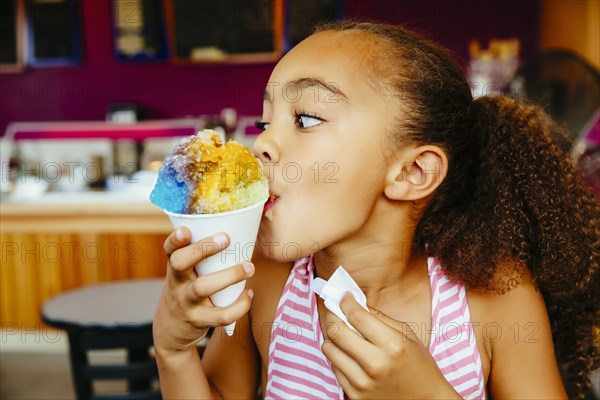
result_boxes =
[482,275,568,398]
[201,314,261,398]
[153,228,256,399]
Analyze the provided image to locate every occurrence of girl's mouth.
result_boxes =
[263,192,280,220]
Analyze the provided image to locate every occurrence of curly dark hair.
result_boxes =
[317,21,600,398]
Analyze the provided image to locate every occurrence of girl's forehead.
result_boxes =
[278,30,374,71]
[268,31,380,100]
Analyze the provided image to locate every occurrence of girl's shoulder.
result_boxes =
[466,267,545,329]
[467,266,549,351]
[466,268,566,398]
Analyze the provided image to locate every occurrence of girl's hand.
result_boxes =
[321,293,460,399]
[153,227,254,355]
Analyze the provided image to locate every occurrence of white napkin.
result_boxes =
[311,266,369,336]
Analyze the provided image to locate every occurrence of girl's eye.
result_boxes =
[254,120,270,131]
[295,113,323,129]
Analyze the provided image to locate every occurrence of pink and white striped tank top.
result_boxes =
[265,255,486,399]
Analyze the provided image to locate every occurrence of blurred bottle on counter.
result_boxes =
[197,108,238,142]
[468,38,520,98]
[87,155,106,190]
[0,138,16,195]
[220,107,238,141]
[106,103,148,174]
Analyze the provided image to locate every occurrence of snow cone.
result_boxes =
[150,130,268,335]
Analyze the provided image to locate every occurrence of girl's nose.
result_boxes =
[252,129,279,164]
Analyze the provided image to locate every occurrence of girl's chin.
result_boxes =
[256,230,307,262]
[256,241,288,262]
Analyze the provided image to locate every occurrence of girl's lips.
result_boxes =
[262,195,279,219]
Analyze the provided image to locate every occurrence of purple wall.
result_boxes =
[0,0,540,136]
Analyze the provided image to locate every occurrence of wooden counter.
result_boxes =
[1,196,172,329]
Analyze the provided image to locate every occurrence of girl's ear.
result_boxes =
[384,145,448,201]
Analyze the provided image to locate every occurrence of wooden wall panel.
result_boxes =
[0,231,168,329]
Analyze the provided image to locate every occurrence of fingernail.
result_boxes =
[243,262,254,275]
[175,228,185,241]
[213,232,227,248]
[247,288,254,299]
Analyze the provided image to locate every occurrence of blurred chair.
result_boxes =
[504,49,600,143]
[41,279,164,400]
[504,50,600,197]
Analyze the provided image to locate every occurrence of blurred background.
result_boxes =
[1,0,599,399]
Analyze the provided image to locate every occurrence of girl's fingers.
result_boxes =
[186,262,255,303]
[189,288,254,328]
[340,293,413,348]
[168,232,230,280]
[331,366,359,399]
[323,307,385,379]
[321,341,371,394]
[163,227,191,257]
[367,306,422,345]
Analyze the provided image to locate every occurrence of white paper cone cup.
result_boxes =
[164,199,266,336]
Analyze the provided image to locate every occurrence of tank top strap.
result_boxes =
[265,255,344,399]
[266,254,486,399]
[427,256,486,399]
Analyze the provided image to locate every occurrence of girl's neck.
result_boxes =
[313,201,427,307]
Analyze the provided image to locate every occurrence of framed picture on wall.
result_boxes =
[285,0,344,51]
[163,0,284,64]
[0,0,25,73]
[25,0,83,67]
[111,0,169,62]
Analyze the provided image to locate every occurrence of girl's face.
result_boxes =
[253,30,394,261]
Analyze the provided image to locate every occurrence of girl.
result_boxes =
[153,21,599,399]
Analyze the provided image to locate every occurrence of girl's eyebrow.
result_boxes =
[263,77,349,103]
